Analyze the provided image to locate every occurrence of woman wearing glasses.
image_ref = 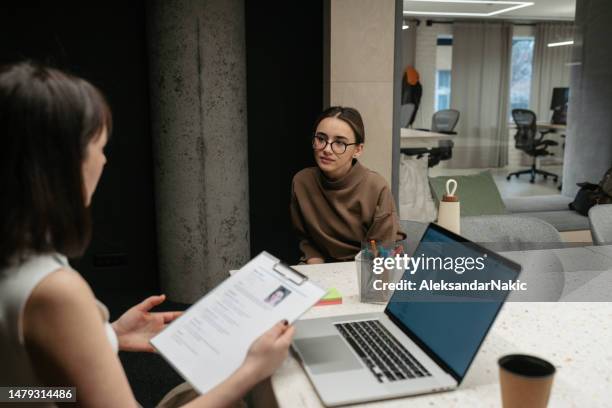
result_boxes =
[290,106,405,264]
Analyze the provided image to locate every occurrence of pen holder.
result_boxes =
[355,242,406,304]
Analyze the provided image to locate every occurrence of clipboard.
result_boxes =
[150,251,325,394]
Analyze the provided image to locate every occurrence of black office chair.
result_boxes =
[431,109,460,134]
[507,109,559,184]
[401,109,460,167]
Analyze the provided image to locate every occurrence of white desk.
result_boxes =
[401,128,454,149]
[536,122,567,131]
[270,247,612,407]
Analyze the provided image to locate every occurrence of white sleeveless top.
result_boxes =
[0,253,118,394]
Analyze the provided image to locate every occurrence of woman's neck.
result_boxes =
[321,160,354,181]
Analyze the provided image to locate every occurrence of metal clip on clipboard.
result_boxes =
[272,262,307,285]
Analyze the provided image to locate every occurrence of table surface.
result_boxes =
[271,245,612,408]
[401,128,453,139]
[400,128,455,149]
[508,122,567,131]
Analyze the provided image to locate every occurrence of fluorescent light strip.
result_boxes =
[403,0,534,17]
[548,40,574,47]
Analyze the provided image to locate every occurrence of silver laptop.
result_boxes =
[292,223,521,406]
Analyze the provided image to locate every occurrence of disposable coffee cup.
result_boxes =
[498,354,556,408]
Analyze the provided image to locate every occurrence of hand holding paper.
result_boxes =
[243,320,296,381]
[151,252,325,393]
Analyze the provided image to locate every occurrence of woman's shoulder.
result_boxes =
[1,253,74,303]
[292,167,319,186]
[28,267,93,312]
[360,165,391,192]
[7,253,95,316]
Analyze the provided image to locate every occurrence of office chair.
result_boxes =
[401,109,459,167]
[426,109,459,167]
[430,109,460,134]
[507,109,559,184]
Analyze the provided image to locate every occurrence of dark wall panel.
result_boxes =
[245,0,324,262]
[0,1,158,291]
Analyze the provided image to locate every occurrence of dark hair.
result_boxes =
[0,62,112,266]
[313,106,365,144]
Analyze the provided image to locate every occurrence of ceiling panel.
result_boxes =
[403,0,575,20]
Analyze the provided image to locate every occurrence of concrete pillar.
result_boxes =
[563,0,612,196]
[147,0,250,303]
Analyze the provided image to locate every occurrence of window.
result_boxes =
[509,37,534,114]
[435,36,453,111]
[436,70,451,111]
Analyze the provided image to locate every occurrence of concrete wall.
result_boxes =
[563,0,612,196]
[328,0,396,184]
[147,0,250,303]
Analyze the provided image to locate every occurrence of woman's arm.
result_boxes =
[23,268,139,408]
[24,269,295,408]
[367,186,406,242]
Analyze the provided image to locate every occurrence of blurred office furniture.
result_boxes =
[589,204,612,245]
[550,87,569,125]
[507,109,559,183]
[398,155,437,223]
[461,215,563,251]
[429,109,460,134]
[462,215,565,301]
[400,103,416,128]
[401,109,459,168]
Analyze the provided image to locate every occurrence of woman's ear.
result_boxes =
[352,143,364,159]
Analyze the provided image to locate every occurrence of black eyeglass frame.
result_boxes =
[312,134,359,155]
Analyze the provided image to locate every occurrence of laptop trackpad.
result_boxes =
[294,335,363,374]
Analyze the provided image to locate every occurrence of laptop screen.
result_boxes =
[385,224,520,381]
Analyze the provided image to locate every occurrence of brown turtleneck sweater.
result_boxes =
[290,161,406,262]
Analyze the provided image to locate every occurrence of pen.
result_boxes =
[370,240,378,258]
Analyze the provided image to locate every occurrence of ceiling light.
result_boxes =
[403,24,410,29]
[403,0,534,17]
[547,40,574,47]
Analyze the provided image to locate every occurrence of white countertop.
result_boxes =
[270,248,612,408]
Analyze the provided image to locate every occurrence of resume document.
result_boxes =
[151,251,325,393]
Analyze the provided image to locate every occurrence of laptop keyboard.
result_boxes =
[335,320,432,383]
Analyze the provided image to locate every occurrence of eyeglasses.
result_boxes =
[312,134,359,155]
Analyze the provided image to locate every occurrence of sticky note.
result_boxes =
[316,287,342,306]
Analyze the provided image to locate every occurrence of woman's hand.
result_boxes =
[306,257,325,264]
[241,320,295,382]
[111,294,182,353]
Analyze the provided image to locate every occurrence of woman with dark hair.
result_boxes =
[290,106,405,264]
[0,62,293,407]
